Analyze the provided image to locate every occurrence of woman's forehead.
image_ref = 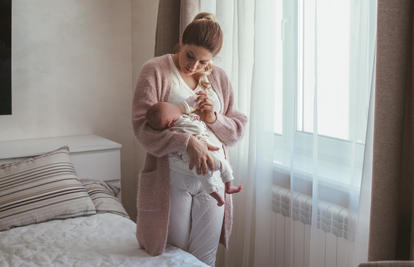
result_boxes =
[184,44,213,60]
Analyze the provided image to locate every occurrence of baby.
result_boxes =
[145,99,242,206]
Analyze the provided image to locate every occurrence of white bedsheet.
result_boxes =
[0,213,209,267]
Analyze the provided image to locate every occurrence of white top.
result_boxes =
[167,55,224,176]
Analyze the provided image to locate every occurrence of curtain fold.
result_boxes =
[212,1,256,266]
[154,0,200,57]
[251,0,277,265]
[369,0,414,261]
[179,0,200,37]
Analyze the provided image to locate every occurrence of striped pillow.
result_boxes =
[0,146,96,231]
[80,178,130,219]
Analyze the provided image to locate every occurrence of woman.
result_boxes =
[132,12,247,266]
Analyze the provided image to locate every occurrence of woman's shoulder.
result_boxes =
[209,64,231,91]
[210,64,229,80]
[140,54,172,74]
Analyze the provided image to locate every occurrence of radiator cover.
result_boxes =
[272,185,355,240]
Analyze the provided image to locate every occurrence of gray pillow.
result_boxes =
[0,146,96,231]
[80,178,130,219]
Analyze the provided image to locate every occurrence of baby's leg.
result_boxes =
[208,150,234,183]
[208,150,242,194]
[210,191,225,206]
[182,149,232,204]
[198,172,226,206]
[225,180,243,194]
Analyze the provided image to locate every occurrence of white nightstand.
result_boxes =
[0,134,122,199]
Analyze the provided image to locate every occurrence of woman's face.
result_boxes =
[178,43,213,76]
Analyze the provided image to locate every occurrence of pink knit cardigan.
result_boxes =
[131,54,247,256]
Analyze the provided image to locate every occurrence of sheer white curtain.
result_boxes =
[201,0,377,266]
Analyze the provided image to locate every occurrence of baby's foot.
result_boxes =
[210,191,226,206]
[216,198,225,206]
[225,185,243,194]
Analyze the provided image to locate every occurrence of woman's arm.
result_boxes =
[205,73,248,147]
[170,116,220,174]
[187,135,219,175]
[131,61,192,158]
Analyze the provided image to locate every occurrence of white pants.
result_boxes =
[168,169,225,267]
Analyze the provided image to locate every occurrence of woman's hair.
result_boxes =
[177,12,223,89]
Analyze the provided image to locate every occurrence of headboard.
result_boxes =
[0,134,122,189]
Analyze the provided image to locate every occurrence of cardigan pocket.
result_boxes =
[137,170,162,211]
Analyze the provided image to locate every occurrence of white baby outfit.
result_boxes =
[169,112,234,193]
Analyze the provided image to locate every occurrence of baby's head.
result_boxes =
[146,102,183,130]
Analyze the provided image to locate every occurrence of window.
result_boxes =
[273,0,376,188]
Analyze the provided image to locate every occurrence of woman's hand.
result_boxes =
[187,135,220,175]
[196,91,216,123]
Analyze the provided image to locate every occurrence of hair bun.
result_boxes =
[193,12,217,23]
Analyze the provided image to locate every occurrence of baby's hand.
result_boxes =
[189,113,200,121]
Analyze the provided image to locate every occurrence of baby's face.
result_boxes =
[160,102,183,127]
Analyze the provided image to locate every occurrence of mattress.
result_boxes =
[0,213,208,267]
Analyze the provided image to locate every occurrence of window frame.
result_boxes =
[273,0,368,195]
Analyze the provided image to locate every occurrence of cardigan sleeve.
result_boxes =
[131,61,192,157]
[206,71,248,147]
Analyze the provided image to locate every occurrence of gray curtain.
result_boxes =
[154,0,200,57]
[369,0,414,261]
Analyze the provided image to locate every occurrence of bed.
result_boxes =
[0,135,208,267]
[0,213,207,267]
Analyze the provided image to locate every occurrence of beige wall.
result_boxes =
[0,0,159,220]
